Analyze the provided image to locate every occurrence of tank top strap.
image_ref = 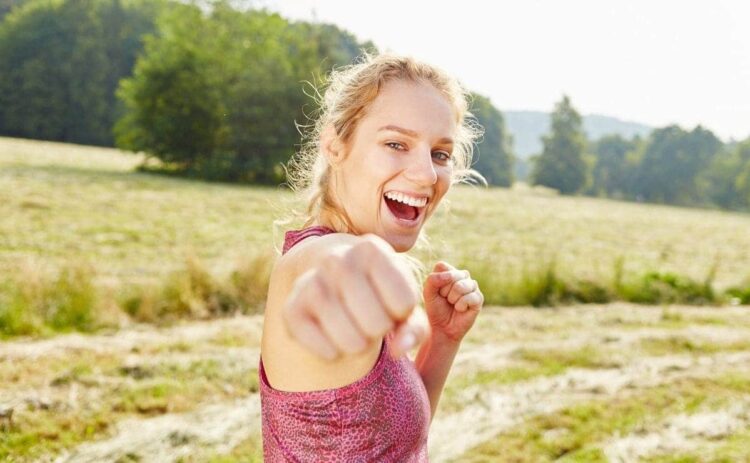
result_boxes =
[282,225,336,255]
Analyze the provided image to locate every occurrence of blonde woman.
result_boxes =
[259,51,486,462]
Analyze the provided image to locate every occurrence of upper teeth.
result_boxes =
[384,191,427,207]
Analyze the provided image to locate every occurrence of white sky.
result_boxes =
[263,0,750,141]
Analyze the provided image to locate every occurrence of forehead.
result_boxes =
[359,79,456,139]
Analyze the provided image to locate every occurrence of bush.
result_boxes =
[0,262,99,337]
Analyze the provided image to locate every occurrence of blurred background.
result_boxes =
[1,0,749,461]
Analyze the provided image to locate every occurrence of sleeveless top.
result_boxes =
[258,225,431,462]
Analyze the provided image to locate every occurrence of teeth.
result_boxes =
[384,191,427,207]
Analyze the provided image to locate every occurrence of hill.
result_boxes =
[505,110,653,159]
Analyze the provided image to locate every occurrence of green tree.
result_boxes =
[586,134,641,198]
[633,125,722,205]
[115,1,372,183]
[0,0,160,145]
[699,139,750,210]
[530,95,587,194]
[0,0,25,19]
[468,93,514,187]
[115,3,226,166]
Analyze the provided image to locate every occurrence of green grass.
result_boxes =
[458,374,750,462]
[645,431,750,463]
[0,347,259,461]
[1,382,259,462]
[638,336,750,356]
[2,136,750,336]
[441,345,621,412]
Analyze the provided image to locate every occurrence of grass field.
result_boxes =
[2,136,750,461]
[1,136,749,331]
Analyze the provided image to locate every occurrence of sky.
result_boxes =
[262,0,750,141]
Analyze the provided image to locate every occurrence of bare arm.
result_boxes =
[415,260,484,423]
[262,232,431,392]
[414,331,461,423]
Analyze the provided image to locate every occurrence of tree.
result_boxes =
[587,134,641,198]
[699,138,750,210]
[0,0,161,145]
[468,92,514,187]
[633,125,722,205]
[115,1,373,183]
[0,0,25,20]
[115,3,226,166]
[530,95,587,194]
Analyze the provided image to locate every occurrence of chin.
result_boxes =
[388,234,418,253]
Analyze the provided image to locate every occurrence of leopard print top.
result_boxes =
[258,225,431,462]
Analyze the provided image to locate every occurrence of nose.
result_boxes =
[405,145,437,186]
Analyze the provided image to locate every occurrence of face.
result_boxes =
[324,79,456,252]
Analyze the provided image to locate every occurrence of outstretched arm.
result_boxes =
[415,261,484,422]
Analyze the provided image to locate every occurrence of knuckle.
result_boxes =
[282,299,297,321]
[394,291,418,319]
[363,319,390,338]
[309,274,328,301]
[356,235,378,251]
[345,243,370,267]
[326,253,344,268]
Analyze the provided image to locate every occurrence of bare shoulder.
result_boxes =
[260,232,383,392]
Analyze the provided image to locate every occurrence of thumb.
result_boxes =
[389,306,431,359]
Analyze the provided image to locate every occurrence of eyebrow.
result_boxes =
[378,125,453,145]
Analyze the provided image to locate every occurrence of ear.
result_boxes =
[320,124,344,167]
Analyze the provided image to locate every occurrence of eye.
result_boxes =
[385,141,406,151]
[432,151,452,163]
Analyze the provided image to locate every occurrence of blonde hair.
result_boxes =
[274,51,486,288]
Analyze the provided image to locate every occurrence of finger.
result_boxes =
[433,261,453,272]
[310,278,369,355]
[358,243,418,322]
[283,289,339,361]
[455,290,484,313]
[423,271,454,302]
[438,269,471,298]
[329,254,394,339]
[447,278,478,305]
[338,273,396,339]
[390,306,431,359]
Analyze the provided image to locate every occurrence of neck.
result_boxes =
[314,208,352,234]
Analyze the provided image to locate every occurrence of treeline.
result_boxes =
[0,0,515,186]
[0,0,161,145]
[530,96,750,211]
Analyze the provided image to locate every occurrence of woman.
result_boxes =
[259,51,486,462]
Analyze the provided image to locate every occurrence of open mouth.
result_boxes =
[383,193,427,224]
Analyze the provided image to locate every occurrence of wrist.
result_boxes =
[427,326,463,350]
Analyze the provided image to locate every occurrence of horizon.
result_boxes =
[265,0,750,142]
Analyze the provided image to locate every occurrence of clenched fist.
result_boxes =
[423,261,483,343]
[282,234,431,361]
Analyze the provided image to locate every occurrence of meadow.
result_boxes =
[2,136,750,337]
[2,137,750,461]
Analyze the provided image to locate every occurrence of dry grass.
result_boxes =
[2,136,750,332]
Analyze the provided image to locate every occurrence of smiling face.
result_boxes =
[321,79,457,252]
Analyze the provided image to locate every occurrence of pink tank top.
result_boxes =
[258,225,431,462]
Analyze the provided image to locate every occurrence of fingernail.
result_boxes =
[398,331,416,353]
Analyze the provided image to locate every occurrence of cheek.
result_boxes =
[436,166,452,190]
